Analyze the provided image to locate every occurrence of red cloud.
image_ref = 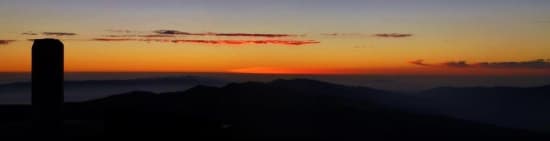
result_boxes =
[0,40,16,45]
[92,38,319,46]
[93,38,136,41]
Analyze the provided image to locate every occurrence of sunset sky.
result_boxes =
[1,0,549,75]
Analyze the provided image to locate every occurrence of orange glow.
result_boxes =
[227,67,550,76]
[228,67,351,74]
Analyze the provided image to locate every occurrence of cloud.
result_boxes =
[153,30,294,37]
[171,39,319,45]
[92,38,319,46]
[213,33,291,38]
[103,34,174,38]
[92,38,136,41]
[106,29,136,33]
[409,59,430,66]
[412,59,550,69]
[321,33,366,37]
[154,30,195,35]
[22,32,38,35]
[476,59,550,69]
[442,61,470,68]
[374,33,413,38]
[42,32,77,36]
[0,40,16,45]
[103,35,138,37]
[137,34,175,38]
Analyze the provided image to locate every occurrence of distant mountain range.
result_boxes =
[417,85,550,132]
[1,78,548,138]
[0,76,229,104]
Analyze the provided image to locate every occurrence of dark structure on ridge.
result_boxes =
[32,39,64,137]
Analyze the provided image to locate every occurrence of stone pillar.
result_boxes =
[32,39,64,137]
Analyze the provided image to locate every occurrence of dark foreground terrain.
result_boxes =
[0,79,547,139]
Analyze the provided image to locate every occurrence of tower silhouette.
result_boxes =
[32,39,64,137]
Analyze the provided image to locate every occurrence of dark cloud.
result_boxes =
[442,61,470,68]
[374,33,413,38]
[92,38,319,46]
[476,59,550,69]
[171,39,319,45]
[22,32,38,35]
[409,59,430,66]
[42,32,77,36]
[0,40,16,45]
[413,59,550,69]
[153,30,294,38]
[153,30,195,35]
[137,34,175,38]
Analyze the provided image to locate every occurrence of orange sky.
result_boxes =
[0,0,549,75]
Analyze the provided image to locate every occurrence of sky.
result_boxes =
[0,0,549,75]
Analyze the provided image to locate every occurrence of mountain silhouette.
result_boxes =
[417,85,550,132]
[0,79,545,139]
[0,76,228,104]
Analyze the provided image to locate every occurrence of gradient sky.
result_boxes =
[1,0,549,75]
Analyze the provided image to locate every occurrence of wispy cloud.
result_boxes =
[106,29,138,33]
[442,61,470,68]
[0,40,16,45]
[153,30,295,38]
[411,59,550,69]
[476,59,550,69]
[409,59,430,66]
[103,35,138,37]
[374,33,413,38]
[94,29,318,46]
[137,34,175,38]
[321,33,366,37]
[42,32,77,36]
[92,38,319,46]
[171,39,319,45]
[22,32,38,35]
[153,30,195,35]
[92,38,136,41]
[213,33,291,38]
